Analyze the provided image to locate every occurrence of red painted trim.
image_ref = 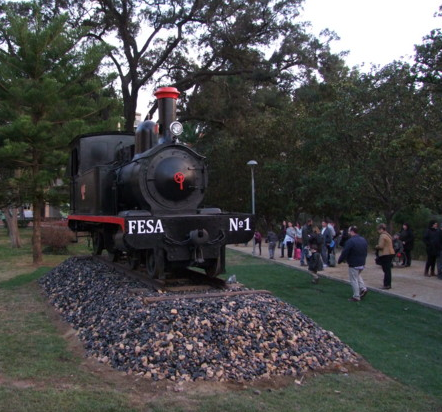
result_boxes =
[68,215,125,231]
[154,87,180,100]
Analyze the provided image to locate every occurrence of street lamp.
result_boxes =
[247,160,257,215]
[247,160,257,255]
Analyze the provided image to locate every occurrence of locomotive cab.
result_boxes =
[69,132,135,216]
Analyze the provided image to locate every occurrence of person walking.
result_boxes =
[278,220,287,258]
[375,223,395,289]
[337,226,368,302]
[266,229,279,260]
[423,220,440,277]
[321,220,332,267]
[300,219,313,266]
[253,230,262,256]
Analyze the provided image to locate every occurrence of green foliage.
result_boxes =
[289,60,442,227]
[186,78,304,223]
[184,23,442,228]
[183,57,442,231]
[62,0,342,130]
[414,28,442,92]
[0,4,121,202]
[0,3,121,261]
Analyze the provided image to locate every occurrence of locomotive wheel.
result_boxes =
[91,232,104,255]
[146,248,165,279]
[204,256,221,277]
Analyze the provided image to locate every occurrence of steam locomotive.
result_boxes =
[68,87,254,279]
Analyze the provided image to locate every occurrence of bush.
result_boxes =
[41,225,76,254]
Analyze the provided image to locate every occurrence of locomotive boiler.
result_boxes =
[68,87,254,279]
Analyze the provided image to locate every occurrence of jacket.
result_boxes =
[399,228,414,251]
[266,231,279,244]
[338,235,368,267]
[308,251,323,273]
[321,227,332,246]
[309,232,324,249]
[285,227,296,242]
[376,232,395,256]
[301,224,313,246]
[423,228,440,256]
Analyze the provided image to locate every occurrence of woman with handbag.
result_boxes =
[294,221,303,259]
[375,223,395,289]
[284,221,296,260]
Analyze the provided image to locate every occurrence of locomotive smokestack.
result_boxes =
[154,87,180,144]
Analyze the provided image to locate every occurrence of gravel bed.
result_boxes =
[39,257,360,382]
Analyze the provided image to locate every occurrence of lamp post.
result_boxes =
[247,160,257,254]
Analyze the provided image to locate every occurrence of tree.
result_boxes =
[413,25,442,211]
[181,77,305,224]
[178,40,348,225]
[295,61,441,229]
[0,4,120,263]
[64,0,338,130]
[353,63,441,226]
[414,28,442,92]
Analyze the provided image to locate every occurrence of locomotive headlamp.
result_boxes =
[170,121,183,136]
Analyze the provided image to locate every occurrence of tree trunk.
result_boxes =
[383,210,396,234]
[2,207,22,248]
[32,199,43,265]
[122,83,139,132]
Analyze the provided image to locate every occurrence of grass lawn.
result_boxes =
[0,227,441,411]
[223,251,442,399]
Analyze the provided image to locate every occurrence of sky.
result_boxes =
[137,0,441,117]
[300,0,441,69]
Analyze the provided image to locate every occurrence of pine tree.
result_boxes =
[0,4,120,263]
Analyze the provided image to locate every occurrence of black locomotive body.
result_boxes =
[68,87,254,278]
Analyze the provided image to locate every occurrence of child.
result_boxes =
[393,232,405,266]
[393,233,403,254]
[307,241,323,284]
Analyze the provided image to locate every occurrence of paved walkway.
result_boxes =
[227,244,442,311]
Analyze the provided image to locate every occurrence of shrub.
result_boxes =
[41,225,76,254]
